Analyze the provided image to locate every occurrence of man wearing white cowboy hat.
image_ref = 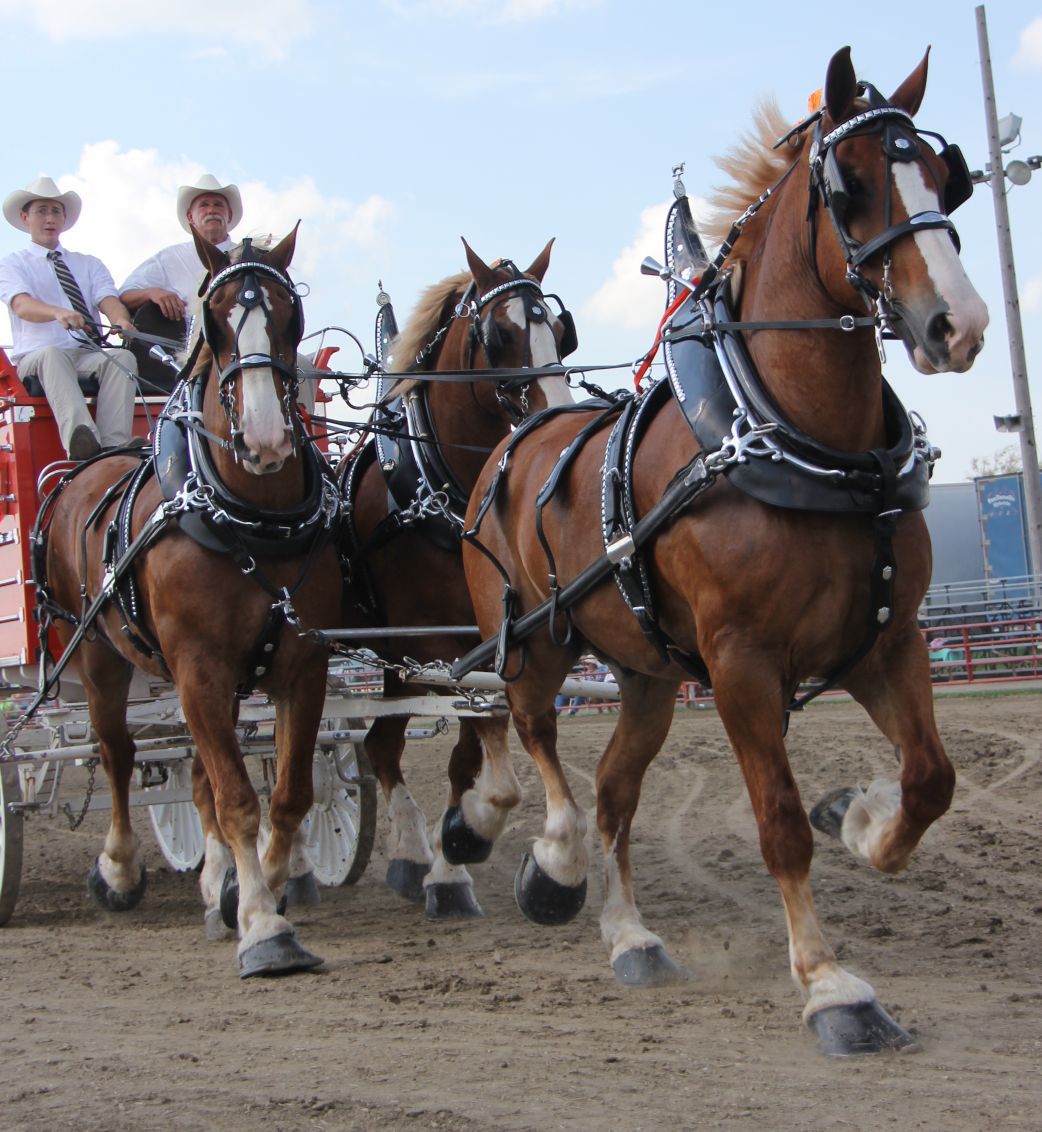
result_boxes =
[119,173,243,322]
[0,176,137,460]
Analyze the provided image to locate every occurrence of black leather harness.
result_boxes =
[453,187,939,713]
[31,253,340,703]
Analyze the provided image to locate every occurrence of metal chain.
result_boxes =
[63,758,98,830]
[320,645,501,713]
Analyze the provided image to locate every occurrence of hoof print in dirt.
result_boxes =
[238,931,324,979]
[386,859,429,902]
[87,858,147,912]
[284,872,321,907]
[612,944,688,988]
[514,850,586,925]
[809,787,860,840]
[425,881,483,920]
[440,805,494,865]
[807,1000,918,1057]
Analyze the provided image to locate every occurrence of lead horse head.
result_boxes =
[192,225,304,474]
[806,46,988,373]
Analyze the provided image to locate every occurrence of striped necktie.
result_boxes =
[47,249,102,345]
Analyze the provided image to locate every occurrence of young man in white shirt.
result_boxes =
[0,176,137,460]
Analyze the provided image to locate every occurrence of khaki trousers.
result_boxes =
[16,345,136,453]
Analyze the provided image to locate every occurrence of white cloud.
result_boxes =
[190,46,230,61]
[0,0,316,56]
[1023,274,1042,313]
[1014,17,1042,70]
[582,197,712,331]
[382,0,596,23]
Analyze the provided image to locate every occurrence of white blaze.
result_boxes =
[502,293,573,407]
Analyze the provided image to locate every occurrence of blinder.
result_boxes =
[821,130,970,219]
[479,309,503,364]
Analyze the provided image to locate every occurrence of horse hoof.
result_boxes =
[807,1000,918,1057]
[386,859,429,902]
[238,931,324,979]
[809,787,859,840]
[87,857,147,912]
[514,850,586,925]
[425,882,483,920]
[220,867,240,929]
[205,906,231,940]
[284,872,321,907]
[612,944,688,988]
[440,805,494,866]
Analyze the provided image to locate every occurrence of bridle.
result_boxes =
[413,260,578,423]
[200,239,305,449]
[804,83,973,310]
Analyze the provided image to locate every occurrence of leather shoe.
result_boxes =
[68,425,101,461]
[103,436,148,452]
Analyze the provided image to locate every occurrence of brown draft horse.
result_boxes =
[459,48,988,1054]
[341,240,574,917]
[39,228,342,976]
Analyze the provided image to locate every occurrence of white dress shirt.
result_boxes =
[120,238,233,306]
[0,241,119,360]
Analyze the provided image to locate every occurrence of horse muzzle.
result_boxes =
[891,291,988,375]
[233,427,293,475]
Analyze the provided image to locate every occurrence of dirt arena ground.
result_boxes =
[2,689,1040,1131]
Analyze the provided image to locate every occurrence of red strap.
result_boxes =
[632,288,694,389]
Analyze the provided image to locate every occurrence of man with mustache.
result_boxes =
[120,173,241,326]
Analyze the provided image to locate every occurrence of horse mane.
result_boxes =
[701,98,807,260]
[388,270,470,375]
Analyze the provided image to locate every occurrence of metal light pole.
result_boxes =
[975,5,1042,589]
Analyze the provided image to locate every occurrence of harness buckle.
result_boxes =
[605,533,636,564]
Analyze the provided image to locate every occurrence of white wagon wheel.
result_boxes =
[0,761,25,926]
[146,757,206,872]
[299,721,376,887]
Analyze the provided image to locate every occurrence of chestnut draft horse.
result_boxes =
[340,240,576,918]
[36,228,342,977]
[457,48,988,1054]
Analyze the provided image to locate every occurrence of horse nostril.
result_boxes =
[927,311,953,344]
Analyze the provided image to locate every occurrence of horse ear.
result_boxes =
[192,226,229,277]
[461,237,498,293]
[824,46,857,124]
[889,48,930,116]
[524,238,555,284]
[268,221,300,272]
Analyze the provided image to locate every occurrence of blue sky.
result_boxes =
[1,0,1039,483]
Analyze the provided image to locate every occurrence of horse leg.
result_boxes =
[811,628,955,874]
[263,686,324,906]
[510,692,589,926]
[80,649,148,911]
[177,675,320,978]
[427,715,521,920]
[595,675,687,987]
[192,752,235,939]
[366,713,434,902]
[714,665,914,1056]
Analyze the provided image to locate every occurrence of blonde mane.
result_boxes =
[702,98,806,257]
[387,270,471,375]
